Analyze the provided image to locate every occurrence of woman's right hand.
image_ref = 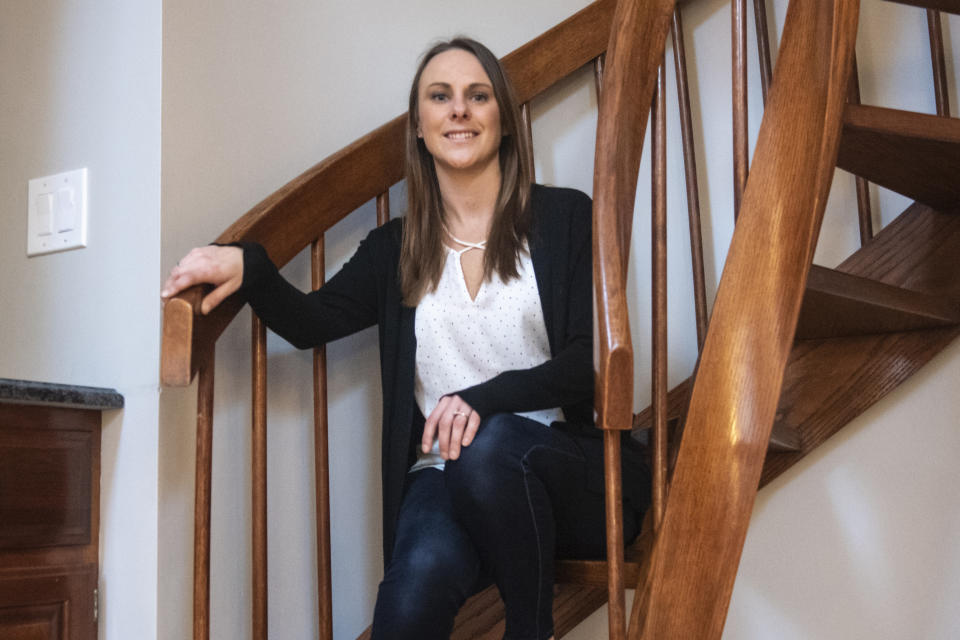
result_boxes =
[161,245,244,315]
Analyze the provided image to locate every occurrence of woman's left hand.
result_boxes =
[422,395,481,461]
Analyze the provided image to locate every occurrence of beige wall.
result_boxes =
[0,2,161,639]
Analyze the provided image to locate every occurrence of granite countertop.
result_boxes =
[0,378,124,410]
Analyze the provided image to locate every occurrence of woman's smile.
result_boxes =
[417,48,502,175]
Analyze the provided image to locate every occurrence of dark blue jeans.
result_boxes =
[370,413,649,640]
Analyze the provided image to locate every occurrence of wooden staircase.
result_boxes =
[159,0,960,638]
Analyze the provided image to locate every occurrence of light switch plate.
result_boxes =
[28,168,88,257]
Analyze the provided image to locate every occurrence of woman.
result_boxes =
[162,38,649,640]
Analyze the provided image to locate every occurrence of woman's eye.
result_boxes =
[471,93,490,103]
[430,93,449,102]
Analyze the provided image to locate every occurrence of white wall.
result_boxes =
[0,2,161,639]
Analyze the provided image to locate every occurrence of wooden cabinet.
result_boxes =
[0,400,105,640]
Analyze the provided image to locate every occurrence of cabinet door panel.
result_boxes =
[0,565,96,640]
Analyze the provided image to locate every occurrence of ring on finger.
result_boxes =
[452,410,469,418]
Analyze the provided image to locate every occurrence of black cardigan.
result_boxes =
[239,184,595,564]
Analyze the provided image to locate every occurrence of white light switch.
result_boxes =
[28,168,88,257]
[56,188,76,232]
[36,193,54,235]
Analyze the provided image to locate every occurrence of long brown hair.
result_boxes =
[399,37,533,306]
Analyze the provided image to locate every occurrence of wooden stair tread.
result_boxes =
[765,326,959,485]
[882,0,960,14]
[764,202,960,485]
[796,264,960,339]
[837,202,960,298]
[836,104,960,210]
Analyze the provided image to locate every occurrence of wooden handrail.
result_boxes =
[592,2,676,637]
[160,0,617,387]
[626,0,860,637]
[592,0,676,433]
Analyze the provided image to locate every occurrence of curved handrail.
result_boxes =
[629,0,860,637]
[592,0,676,433]
[160,0,617,386]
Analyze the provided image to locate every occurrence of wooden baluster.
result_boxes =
[594,54,605,95]
[733,0,749,219]
[753,0,774,104]
[652,60,668,530]
[847,54,874,245]
[194,354,215,640]
[927,9,951,117]
[252,315,268,639]
[311,237,334,640]
[377,192,390,227]
[520,102,535,176]
[593,53,627,640]
[671,8,708,350]
[603,430,625,640]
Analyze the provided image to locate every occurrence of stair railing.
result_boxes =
[159,2,621,639]
[601,0,861,636]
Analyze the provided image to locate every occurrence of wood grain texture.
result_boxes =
[0,412,94,549]
[311,238,334,640]
[754,0,774,103]
[764,327,959,484]
[763,202,960,484]
[354,583,609,640]
[0,406,100,576]
[651,61,669,534]
[632,376,800,451]
[836,201,960,295]
[630,1,859,637]
[733,0,749,218]
[671,8,709,349]
[846,54,875,245]
[0,564,98,640]
[591,2,676,635]
[251,315,268,640]
[160,0,617,387]
[193,358,214,640]
[0,404,101,640]
[593,0,676,433]
[795,264,960,339]
[927,10,950,117]
[837,104,960,210]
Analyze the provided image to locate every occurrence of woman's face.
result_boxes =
[416,49,503,176]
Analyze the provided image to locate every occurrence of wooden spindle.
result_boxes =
[520,102,535,175]
[594,54,605,95]
[847,53,875,245]
[927,9,951,118]
[311,237,334,640]
[194,354,215,640]
[251,314,268,640]
[603,431,626,640]
[753,0,774,104]
[732,0,749,219]
[671,8,709,350]
[652,60,668,530]
[377,191,390,227]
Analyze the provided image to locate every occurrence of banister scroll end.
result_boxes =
[161,288,203,387]
[596,344,634,431]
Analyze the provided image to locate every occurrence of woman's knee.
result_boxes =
[373,544,475,638]
[445,413,522,497]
